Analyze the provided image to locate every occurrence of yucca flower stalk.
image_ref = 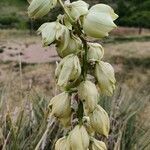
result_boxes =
[28,0,118,149]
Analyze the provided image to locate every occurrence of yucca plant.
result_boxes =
[0,0,149,150]
[27,0,118,149]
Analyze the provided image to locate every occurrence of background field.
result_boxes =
[0,0,150,150]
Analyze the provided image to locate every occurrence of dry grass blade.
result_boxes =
[100,83,150,150]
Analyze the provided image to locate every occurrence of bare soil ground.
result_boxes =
[111,27,150,36]
[0,27,150,64]
[0,34,59,63]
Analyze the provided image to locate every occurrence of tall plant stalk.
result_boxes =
[27,0,118,149]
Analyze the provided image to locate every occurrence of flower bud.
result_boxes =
[56,34,82,57]
[55,136,70,150]
[49,92,71,118]
[83,4,118,38]
[55,54,81,88]
[78,80,99,114]
[91,137,107,150]
[65,0,89,21]
[69,125,89,150]
[87,43,104,62]
[38,22,70,47]
[28,0,57,19]
[89,4,118,21]
[95,61,116,96]
[89,105,110,137]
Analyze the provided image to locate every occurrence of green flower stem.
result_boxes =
[58,0,88,80]
[77,101,84,125]
[80,35,88,80]
[74,22,88,80]
[58,0,89,124]
[70,23,88,123]
[58,0,74,23]
[72,26,88,123]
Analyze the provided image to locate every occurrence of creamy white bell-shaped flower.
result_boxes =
[89,105,110,137]
[89,4,118,21]
[69,125,89,150]
[38,22,70,47]
[55,136,70,150]
[95,61,116,96]
[55,54,81,88]
[78,80,99,114]
[87,43,104,62]
[83,4,118,38]
[56,34,82,57]
[28,0,57,19]
[65,0,89,21]
[91,137,107,150]
[48,92,71,118]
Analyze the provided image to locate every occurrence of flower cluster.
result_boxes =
[28,0,118,149]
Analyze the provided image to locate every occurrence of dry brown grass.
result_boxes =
[104,41,150,59]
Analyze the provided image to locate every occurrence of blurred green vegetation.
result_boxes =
[0,0,27,6]
[117,0,150,29]
[0,0,150,30]
[0,0,62,30]
[0,0,28,29]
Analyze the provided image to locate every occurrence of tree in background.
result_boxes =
[0,0,149,30]
[117,0,150,33]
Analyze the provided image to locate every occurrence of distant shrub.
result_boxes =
[0,15,20,26]
[118,11,150,28]
[116,0,150,28]
[0,13,28,29]
[0,5,62,30]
